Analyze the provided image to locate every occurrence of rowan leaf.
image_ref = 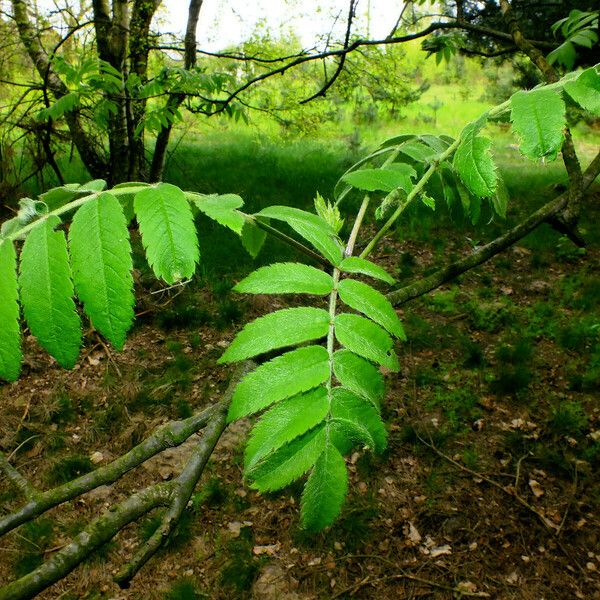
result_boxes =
[301,442,348,531]
[564,67,600,115]
[244,386,329,470]
[134,183,199,284]
[338,256,395,284]
[510,88,566,160]
[69,193,134,350]
[0,240,21,381]
[256,206,343,265]
[219,307,330,363]
[192,193,245,235]
[234,263,333,295]
[248,424,327,492]
[334,313,399,372]
[453,122,497,198]
[241,220,267,258]
[333,350,384,408]
[331,387,387,452]
[338,279,405,339]
[342,166,415,193]
[227,345,329,421]
[19,216,81,368]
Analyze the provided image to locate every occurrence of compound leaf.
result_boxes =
[234,262,333,295]
[338,256,395,284]
[0,240,21,381]
[333,350,384,408]
[510,88,566,160]
[134,183,199,284]
[228,345,329,421]
[248,424,327,492]
[219,307,330,363]
[19,216,81,368]
[69,193,134,350]
[335,313,399,372]
[244,386,329,470]
[301,442,347,531]
[338,279,405,339]
[453,122,497,198]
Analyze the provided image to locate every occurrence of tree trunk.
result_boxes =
[11,0,108,179]
[92,0,131,184]
[149,0,204,182]
[128,0,162,181]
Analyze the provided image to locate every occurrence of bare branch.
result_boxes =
[0,363,253,600]
[0,402,220,537]
[300,0,357,104]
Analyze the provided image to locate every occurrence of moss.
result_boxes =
[48,455,95,485]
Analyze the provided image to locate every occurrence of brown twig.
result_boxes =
[332,571,491,598]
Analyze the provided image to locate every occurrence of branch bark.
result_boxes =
[0,402,219,537]
[0,363,252,599]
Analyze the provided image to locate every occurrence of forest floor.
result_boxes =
[1,172,599,599]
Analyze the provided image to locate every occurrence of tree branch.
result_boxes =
[114,362,252,587]
[0,482,173,600]
[205,20,556,115]
[0,402,219,537]
[300,0,357,104]
[0,363,253,600]
[387,150,600,307]
[499,0,585,242]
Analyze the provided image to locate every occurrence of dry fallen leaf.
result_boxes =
[528,479,544,498]
[405,521,422,544]
[253,543,281,556]
[429,544,452,558]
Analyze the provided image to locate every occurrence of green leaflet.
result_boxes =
[234,262,333,295]
[0,240,22,382]
[338,256,395,284]
[69,194,134,351]
[241,220,267,258]
[564,67,600,115]
[191,193,246,235]
[334,313,399,372]
[453,122,497,198]
[219,307,330,363]
[19,216,81,368]
[248,424,327,492]
[331,387,387,453]
[112,182,152,223]
[134,183,199,284]
[227,345,329,421]
[244,386,329,471]
[301,442,348,531]
[341,165,415,194]
[256,206,343,266]
[337,279,405,339]
[333,350,384,408]
[510,89,566,160]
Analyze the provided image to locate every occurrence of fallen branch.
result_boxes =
[0,363,252,599]
[0,402,219,537]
